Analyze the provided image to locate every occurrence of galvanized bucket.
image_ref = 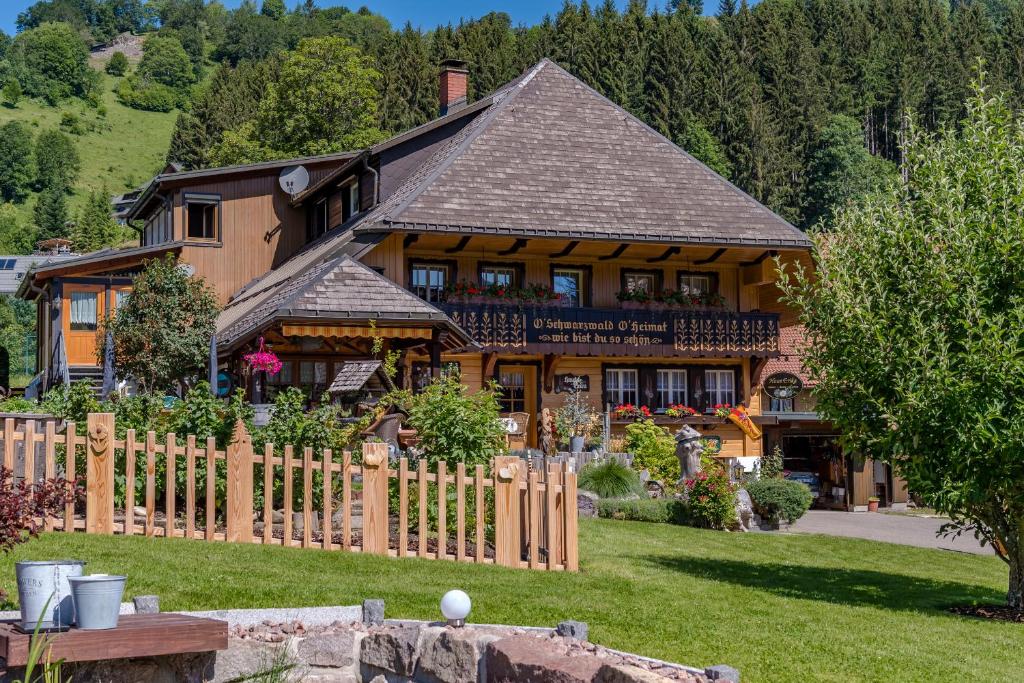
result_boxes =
[15,560,86,631]
[69,575,127,630]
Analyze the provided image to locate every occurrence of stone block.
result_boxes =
[705,664,740,682]
[596,663,673,683]
[296,631,364,668]
[555,620,588,641]
[484,636,603,683]
[363,598,385,626]
[213,639,286,682]
[416,626,498,683]
[133,595,160,614]
[359,626,422,677]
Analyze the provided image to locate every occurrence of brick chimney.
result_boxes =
[439,59,469,116]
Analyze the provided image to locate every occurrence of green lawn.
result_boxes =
[1,520,1017,682]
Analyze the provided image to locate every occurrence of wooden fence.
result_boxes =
[1,414,578,572]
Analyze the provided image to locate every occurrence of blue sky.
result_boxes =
[1,1,720,35]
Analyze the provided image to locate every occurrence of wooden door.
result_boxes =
[498,365,538,448]
[63,286,105,366]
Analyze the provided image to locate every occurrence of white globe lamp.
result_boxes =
[440,589,471,627]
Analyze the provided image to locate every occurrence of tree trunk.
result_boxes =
[1009,540,1024,610]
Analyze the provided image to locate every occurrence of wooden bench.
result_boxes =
[0,614,228,668]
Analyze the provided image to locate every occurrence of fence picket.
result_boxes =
[64,422,77,532]
[302,447,313,549]
[437,460,447,560]
[528,471,540,570]
[417,458,428,558]
[3,418,13,473]
[186,435,196,539]
[165,433,176,538]
[398,457,408,557]
[263,443,274,545]
[23,420,35,488]
[341,451,351,551]
[205,437,216,541]
[475,464,485,563]
[283,445,293,547]
[456,463,466,562]
[42,421,56,531]
[145,431,156,537]
[361,442,389,556]
[494,456,521,568]
[546,465,559,570]
[322,449,332,550]
[563,468,579,572]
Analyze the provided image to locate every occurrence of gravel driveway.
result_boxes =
[786,510,995,555]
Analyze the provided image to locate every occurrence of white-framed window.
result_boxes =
[605,368,638,406]
[114,289,130,310]
[624,271,657,293]
[311,197,328,240]
[769,397,795,412]
[185,194,220,241]
[678,273,713,295]
[705,369,735,407]
[657,369,687,407]
[342,181,359,222]
[410,262,449,303]
[70,292,98,331]
[553,268,584,307]
[481,265,517,287]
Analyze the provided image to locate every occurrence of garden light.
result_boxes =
[440,589,471,627]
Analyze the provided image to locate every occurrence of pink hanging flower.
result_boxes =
[244,337,282,375]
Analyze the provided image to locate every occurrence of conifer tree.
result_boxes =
[34,187,69,242]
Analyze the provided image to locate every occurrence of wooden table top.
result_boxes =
[0,613,228,667]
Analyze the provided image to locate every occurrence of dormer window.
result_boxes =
[185,194,220,242]
[342,180,359,222]
[311,197,328,240]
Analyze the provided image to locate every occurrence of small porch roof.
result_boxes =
[216,255,474,352]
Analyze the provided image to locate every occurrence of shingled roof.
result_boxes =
[756,325,816,386]
[359,59,809,249]
[217,255,469,349]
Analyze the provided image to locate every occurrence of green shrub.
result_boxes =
[682,468,737,530]
[597,497,685,523]
[746,478,814,524]
[117,77,178,112]
[578,459,645,499]
[760,444,785,479]
[623,419,678,486]
[106,51,129,77]
[0,396,38,413]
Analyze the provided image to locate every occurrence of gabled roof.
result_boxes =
[328,360,394,394]
[0,254,80,295]
[757,325,816,386]
[358,59,809,249]
[217,255,471,350]
[16,242,184,297]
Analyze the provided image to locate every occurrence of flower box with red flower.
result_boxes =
[665,404,698,419]
[611,404,652,420]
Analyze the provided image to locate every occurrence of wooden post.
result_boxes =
[321,449,332,550]
[3,417,14,472]
[563,468,579,572]
[85,413,115,535]
[437,460,447,560]
[494,456,522,568]
[225,420,254,543]
[165,432,176,538]
[64,422,76,532]
[398,457,409,557]
[361,442,389,555]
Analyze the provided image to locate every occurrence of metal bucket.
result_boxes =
[15,560,85,631]
[69,575,126,630]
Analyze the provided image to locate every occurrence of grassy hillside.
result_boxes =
[0,72,177,226]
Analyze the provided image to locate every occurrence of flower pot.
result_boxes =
[15,560,85,632]
[69,574,127,630]
[569,436,585,453]
[867,499,880,512]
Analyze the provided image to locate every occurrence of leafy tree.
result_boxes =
[137,34,195,90]
[116,77,178,112]
[105,50,129,76]
[2,79,22,107]
[780,81,1024,609]
[8,21,93,103]
[803,114,896,229]
[74,187,120,251]
[261,0,286,20]
[0,122,35,203]
[0,203,35,254]
[103,254,220,393]
[33,186,70,241]
[212,37,386,163]
[34,129,80,193]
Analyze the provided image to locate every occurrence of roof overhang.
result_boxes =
[16,242,184,298]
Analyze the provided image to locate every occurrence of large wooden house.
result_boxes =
[17,58,901,506]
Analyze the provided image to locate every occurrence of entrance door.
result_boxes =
[63,286,106,366]
[498,365,537,448]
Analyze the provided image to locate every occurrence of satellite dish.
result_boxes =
[279,165,310,196]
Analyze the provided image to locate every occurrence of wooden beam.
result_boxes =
[549,241,579,258]
[694,247,727,265]
[498,238,529,256]
[599,244,629,261]
[647,246,681,263]
[403,234,419,248]
[445,235,472,254]
[741,249,777,266]
[482,352,498,383]
[543,354,559,394]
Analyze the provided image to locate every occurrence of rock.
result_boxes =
[577,491,599,518]
[272,509,285,524]
[416,627,498,683]
[132,505,147,518]
[705,664,740,682]
[295,632,364,668]
[556,620,588,641]
[359,626,421,677]
[133,595,160,614]
[362,599,385,626]
[734,490,754,532]
[485,636,603,683]
[213,640,283,682]
[596,663,674,683]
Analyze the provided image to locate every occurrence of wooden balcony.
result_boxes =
[439,302,780,357]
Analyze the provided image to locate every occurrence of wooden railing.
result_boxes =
[1,413,578,572]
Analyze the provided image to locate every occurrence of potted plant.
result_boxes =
[554,377,598,452]
[243,337,282,375]
[867,496,880,512]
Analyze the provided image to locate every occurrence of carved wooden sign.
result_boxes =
[554,374,590,393]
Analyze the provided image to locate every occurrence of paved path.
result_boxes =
[786,510,995,555]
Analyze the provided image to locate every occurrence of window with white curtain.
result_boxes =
[657,369,687,407]
[605,368,638,406]
[705,369,735,407]
[70,292,98,331]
